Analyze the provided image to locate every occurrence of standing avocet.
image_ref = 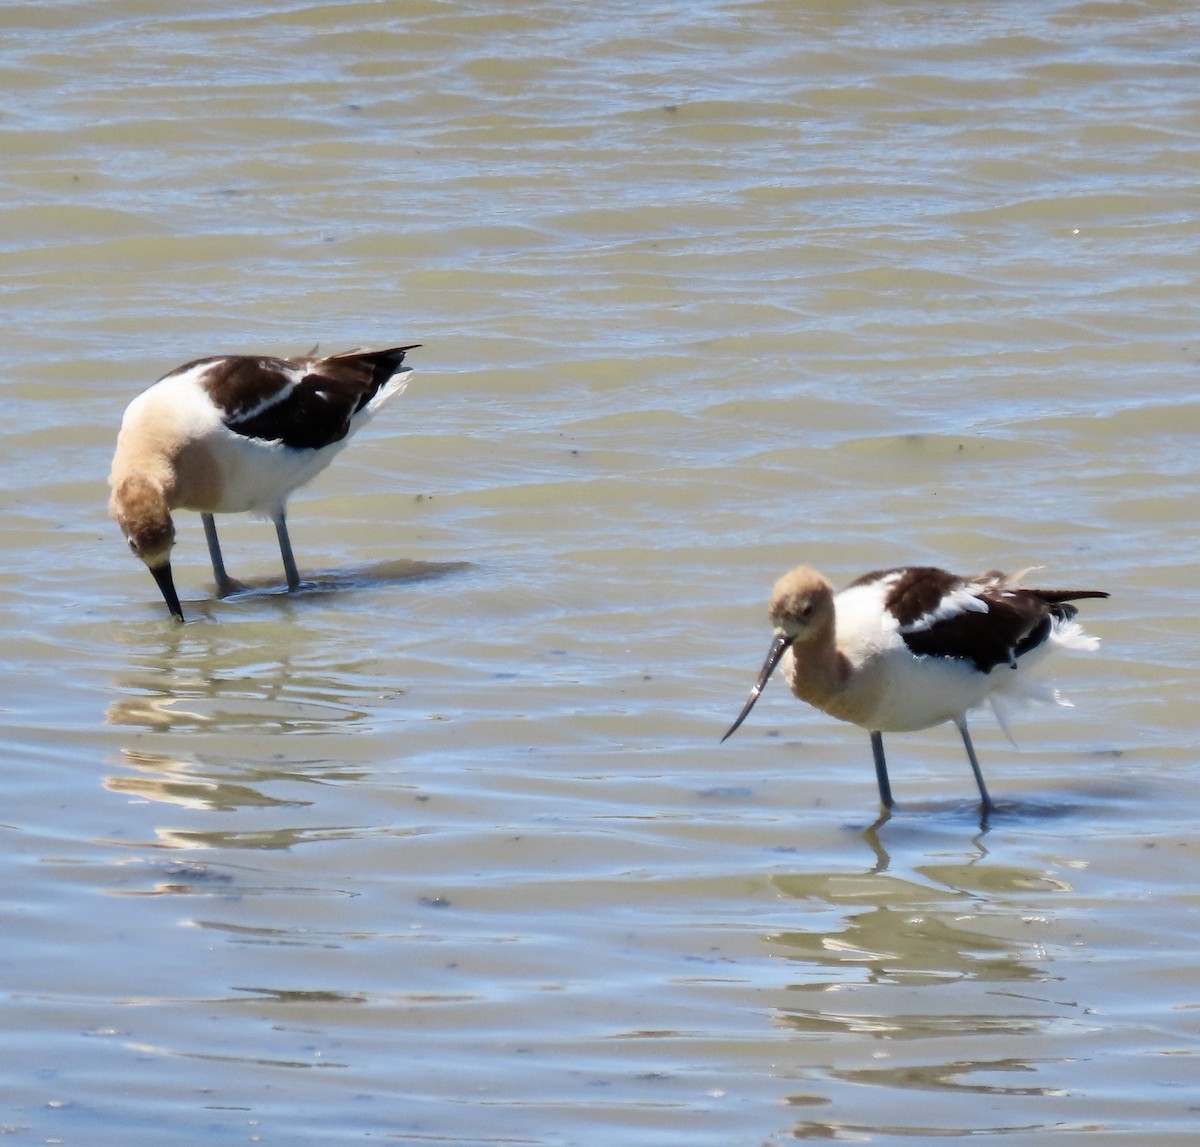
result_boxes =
[109,344,418,620]
[722,564,1108,815]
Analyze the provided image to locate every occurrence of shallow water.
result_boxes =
[2,1,1199,1143]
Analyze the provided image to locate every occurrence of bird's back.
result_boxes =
[210,345,416,451]
[828,568,1106,733]
[113,346,418,517]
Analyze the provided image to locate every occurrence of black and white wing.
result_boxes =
[175,345,418,451]
[851,567,1104,674]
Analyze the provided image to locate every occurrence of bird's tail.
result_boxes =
[330,344,421,390]
[990,587,1107,721]
[1033,588,1108,653]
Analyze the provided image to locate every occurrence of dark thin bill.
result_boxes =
[151,562,185,622]
[720,632,794,742]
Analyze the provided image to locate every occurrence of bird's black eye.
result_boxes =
[128,538,139,553]
[799,603,814,619]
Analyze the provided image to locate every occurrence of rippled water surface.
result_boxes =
[3,1,1199,1143]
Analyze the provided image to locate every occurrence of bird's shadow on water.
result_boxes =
[852,779,1140,869]
[119,562,472,626]
[868,794,1084,831]
[202,558,473,610]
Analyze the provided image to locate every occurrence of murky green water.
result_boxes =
[2,1,1197,1143]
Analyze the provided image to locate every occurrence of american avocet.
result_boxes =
[722,565,1108,815]
[109,344,418,620]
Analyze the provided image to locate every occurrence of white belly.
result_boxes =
[862,646,1002,731]
[197,429,348,515]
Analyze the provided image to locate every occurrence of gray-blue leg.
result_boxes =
[273,511,301,591]
[955,718,994,814]
[201,512,233,596]
[870,731,894,809]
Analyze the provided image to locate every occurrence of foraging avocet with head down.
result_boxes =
[109,344,418,621]
[722,564,1108,815]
